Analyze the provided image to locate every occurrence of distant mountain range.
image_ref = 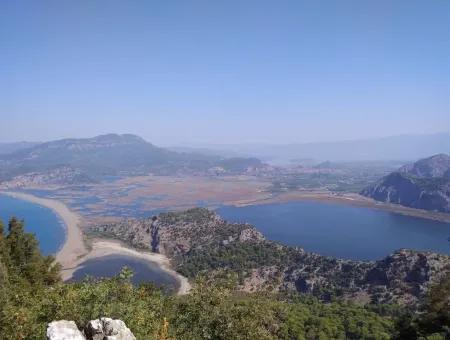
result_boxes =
[361,154,450,213]
[0,134,265,185]
[177,133,450,163]
[0,142,40,155]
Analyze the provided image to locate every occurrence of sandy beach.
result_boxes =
[2,191,190,295]
[3,191,88,268]
[64,239,191,295]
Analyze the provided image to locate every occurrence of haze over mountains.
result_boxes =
[176,133,450,164]
[0,141,40,155]
[0,134,264,184]
[3,132,450,164]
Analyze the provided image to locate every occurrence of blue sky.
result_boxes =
[1,0,449,145]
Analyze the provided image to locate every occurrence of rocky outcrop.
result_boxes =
[248,248,450,305]
[89,218,152,250]
[240,266,284,292]
[89,208,265,257]
[85,318,136,340]
[302,249,448,303]
[89,207,450,305]
[239,227,265,242]
[361,154,450,212]
[46,321,85,340]
[399,154,450,178]
[46,318,135,340]
[362,249,450,304]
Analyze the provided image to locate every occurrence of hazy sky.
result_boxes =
[1,1,450,145]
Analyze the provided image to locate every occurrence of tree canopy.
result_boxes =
[0,217,448,339]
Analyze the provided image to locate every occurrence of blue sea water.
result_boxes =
[4,191,450,266]
[0,194,66,255]
[217,201,450,261]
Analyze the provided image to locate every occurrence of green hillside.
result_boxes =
[1,218,449,339]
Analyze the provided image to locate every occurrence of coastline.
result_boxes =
[3,188,447,296]
[232,191,450,223]
[1,191,191,295]
[2,191,89,268]
[64,239,191,295]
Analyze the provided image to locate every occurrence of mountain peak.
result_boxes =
[399,153,450,178]
[0,134,266,184]
[91,133,147,144]
[361,153,450,212]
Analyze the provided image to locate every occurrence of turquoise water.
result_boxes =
[0,194,66,255]
[217,201,450,260]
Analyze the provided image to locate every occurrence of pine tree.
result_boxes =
[5,217,60,285]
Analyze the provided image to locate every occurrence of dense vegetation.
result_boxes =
[90,207,450,305]
[176,241,372,302]
[0,218,449,339]
[176,242,298,279]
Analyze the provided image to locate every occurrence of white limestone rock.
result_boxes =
[47,320,86,340]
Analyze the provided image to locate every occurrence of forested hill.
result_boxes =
[2,216,450,339]
[0,134,265,184]
[89,207,450,306]
[361,154,450,212]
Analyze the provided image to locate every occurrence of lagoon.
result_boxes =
[217,201,450,261]
[4,191,450,268]
[0,194,181,290]
[70,254,179,292]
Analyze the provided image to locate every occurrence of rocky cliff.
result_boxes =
[89,208,265,256]
[398,153,450,178]
[361,154,450,212]
[88,208,450,305]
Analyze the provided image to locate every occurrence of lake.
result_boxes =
[4,192,450,265]
[0,194,66,255]
[217,201,450,261]
[70,254,179,292]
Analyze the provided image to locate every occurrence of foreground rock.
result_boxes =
[46,321,85,340]
[88,207,450,305]
[46,318,135,340]
[85,318,136,340]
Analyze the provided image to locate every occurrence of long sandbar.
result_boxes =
[233,191,450,223]
[2,191,190,295]
[2,191,88,268]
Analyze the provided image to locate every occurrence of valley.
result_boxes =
[1,134,450,338]
[4,3,450,337]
